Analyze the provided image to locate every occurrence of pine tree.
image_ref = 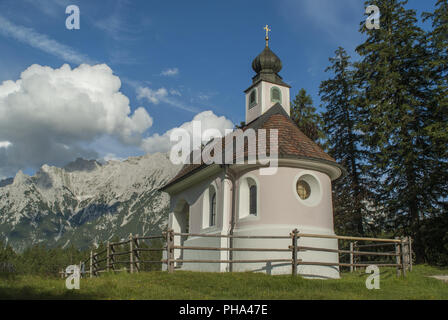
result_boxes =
[320,47,369,236]
[355,0,443,261]
[420,0,448,264]
[290,88,325,144]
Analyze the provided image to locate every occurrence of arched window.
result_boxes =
[249,89,257,108]
[238,176,258,219]
[209,188,217,226]
[249,184,257,215]
[270,86,281,103]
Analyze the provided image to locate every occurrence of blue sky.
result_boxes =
[0,0,437,178]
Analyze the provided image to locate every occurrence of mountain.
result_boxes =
[0,153,181,251]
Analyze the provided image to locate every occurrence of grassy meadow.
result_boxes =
[0,265,447,300]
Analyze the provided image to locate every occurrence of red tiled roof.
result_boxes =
[161,104,340,190]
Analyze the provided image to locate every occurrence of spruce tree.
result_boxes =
[290,88,325,144]
[355,0,442,261]
[420,0,448,263]
[320,47,369,236]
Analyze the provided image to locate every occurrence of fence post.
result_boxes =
[129,233,134,274]
[291,229,298,276]
[170,229,175,272]
[401,237,407,277]
[110,244,116,272]
[134,234,140,273]
[349,242,354,273]
[408,236,413,272]
[93,253,97,277]
[165,229,175,273]
[353,241,358,271]
[107,241,110,273]
[89,250,93,278]
[395,237,401,277]
[403,237,409,271]
[165,230,169,272]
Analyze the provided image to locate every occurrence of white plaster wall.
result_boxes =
[231,224,339,279]
[245,81,290,124]
[245,82,263,124]
[230,167,339,278]
[166,166,339,278]
[261,81,290,115]
[168,171,226,235]
[236,167,334,231]
[167,171,230,272]
[177,236,223,272]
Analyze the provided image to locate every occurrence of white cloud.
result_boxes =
[0,63,153,177]
[141,111,233,153]
[160,68,179,76]
[137,87,168,104]
[0,141,12,149]
[23,0,69,17]
[137,85,199,113]
[198,94,210,101]
[103,153,125,162]
[0,15,92,65]
[170,89,182,96]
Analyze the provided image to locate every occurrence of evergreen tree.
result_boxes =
[355,0,444,261]
[420,0,448,263]
[423,0,448,182]
[290,88,325,144]
[320,47,369,236]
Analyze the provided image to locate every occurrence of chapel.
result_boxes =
[160,26,345,278]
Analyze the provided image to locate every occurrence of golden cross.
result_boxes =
[264,24,271,47]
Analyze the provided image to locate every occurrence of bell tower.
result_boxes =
[245,25,291,124]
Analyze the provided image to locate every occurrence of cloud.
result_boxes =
[160,68,179,76]
[0,63,153,177]
[141,111,234,153]
[0,141,12,149]
[170,89,182,96]
[93,0,144,42]
[137,85,199,113]
[137,87,168,104]
[0,15,93,65]
[22,0,69,17]
[103,153,126,162]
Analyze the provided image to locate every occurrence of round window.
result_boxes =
[294,173,322,207]
[296,180,311,200]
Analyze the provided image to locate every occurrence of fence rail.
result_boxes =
[60,229,413,278]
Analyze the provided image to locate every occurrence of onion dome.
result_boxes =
[252,46,282,74]
[249,45,289,87]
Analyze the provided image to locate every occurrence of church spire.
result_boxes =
[245,26,291,124]
[264,24,271,47]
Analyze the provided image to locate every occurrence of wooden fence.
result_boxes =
[62,230,413,278]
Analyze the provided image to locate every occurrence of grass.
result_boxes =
[0,265,447,300]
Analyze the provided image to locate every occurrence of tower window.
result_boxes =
[270,87,281,103]
[249,89,257,108]
[209,188,217,226]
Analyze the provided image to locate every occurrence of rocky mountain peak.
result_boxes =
[0,152,181,251]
